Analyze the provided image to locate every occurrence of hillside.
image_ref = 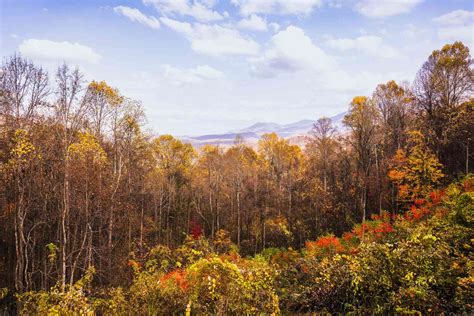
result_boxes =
[15,176,474,314]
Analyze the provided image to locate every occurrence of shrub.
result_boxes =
[16,267,95,315]
[186,256,279,315]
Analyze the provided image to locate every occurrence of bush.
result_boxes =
[187,256,279,315]
[16,267,95,315]
[129,267,189,314]
[277,179,473,313]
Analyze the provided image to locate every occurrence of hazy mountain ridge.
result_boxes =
[180,111,346,147]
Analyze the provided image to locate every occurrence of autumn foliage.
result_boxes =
[0,41,472,314]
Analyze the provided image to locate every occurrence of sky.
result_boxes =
[1,0,473,135]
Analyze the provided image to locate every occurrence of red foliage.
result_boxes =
[317,236,338,248]
[342,232,355,242]
[405,204,431,223]
[354,220,394,240]
[354,223,369,237]
[429,190,445,205]
[306,235,344,255]
[414,198,426,206]
[372,222,394,239]
[190,220,203,239]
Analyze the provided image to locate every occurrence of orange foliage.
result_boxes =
[462,177,474,192]
[160,269,188,291]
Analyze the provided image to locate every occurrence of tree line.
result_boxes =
[0,41,472,295]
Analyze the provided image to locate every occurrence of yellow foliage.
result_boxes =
[88,80,124,106]
[68,132,107,164]
[258,132,302,173]
[351,95,369,107]
[8,129,39,166]
[152,135,196,177]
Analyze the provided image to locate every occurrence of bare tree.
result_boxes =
[53,64,88,290]
[0,54,49,127]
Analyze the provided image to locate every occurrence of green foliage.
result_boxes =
[91,287,128,315]
[16,267,96,315]
[46,243,59,263]
[449,191,474,228]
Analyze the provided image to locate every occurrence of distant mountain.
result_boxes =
[180,111,346,147]
[179,132,260,147]
[238,122,283,134]
[238,112,346,136]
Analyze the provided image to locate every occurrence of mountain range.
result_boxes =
[180,111,346,147]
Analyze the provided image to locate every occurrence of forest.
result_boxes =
[0,41,472,314]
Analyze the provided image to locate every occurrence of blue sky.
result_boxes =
[1,0,473,135]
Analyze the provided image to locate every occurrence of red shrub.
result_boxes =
[306,235,344,256]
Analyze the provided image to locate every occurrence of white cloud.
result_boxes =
[19,39,101,64]
[433,10,474,26]
[249,26,340,78]
[434,10,474,47]
[237,14,267,31]
[161,17,260,56]
[402,23,426,40]
[246,26,401,95]
[10,33,19,39]
[143,0,223,22]
[326,35,399,58]
[269,22,280,32]
[162,64,225,85]
[438,25,474,47]
[355,0,423,18]
[113,6,161,29]
[231,0,323,16]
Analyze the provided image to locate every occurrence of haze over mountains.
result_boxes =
[180,112,346,147]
